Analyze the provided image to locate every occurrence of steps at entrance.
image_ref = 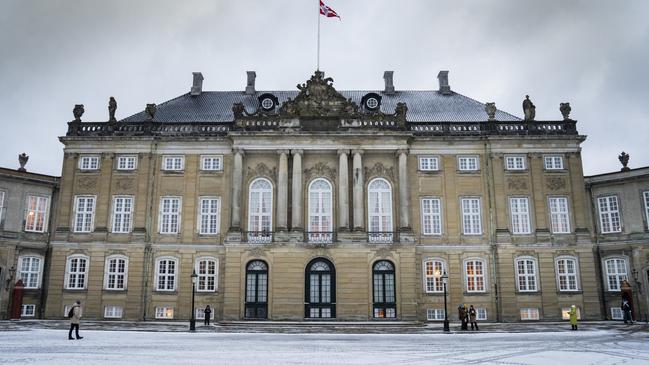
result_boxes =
[213,321,426,334]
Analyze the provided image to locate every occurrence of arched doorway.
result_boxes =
[244,260,268,319]
[373,260,396,318]
[305,258,336,318]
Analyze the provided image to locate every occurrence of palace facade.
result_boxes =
[42,70,603,322]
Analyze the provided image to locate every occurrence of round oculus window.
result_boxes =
[261,98,275,110]
[366,97,379,110]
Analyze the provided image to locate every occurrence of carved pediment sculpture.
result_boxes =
[77,176,97,190]
[304,162,336,181]
[246,163,277,181]
[507,177,528,191]
[546,176,567,190]
[115,177,135,191]
[364,162,395,182]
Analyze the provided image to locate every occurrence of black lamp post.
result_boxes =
[434,270,450,332]
[190,269,197,331]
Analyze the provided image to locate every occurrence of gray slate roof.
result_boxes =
[121,90,521,123]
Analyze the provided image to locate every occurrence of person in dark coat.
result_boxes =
[468,305,479,331]
[458,305,468,330]
[622,300,633,324]
[68,300,83,340]
[203,305,212,326]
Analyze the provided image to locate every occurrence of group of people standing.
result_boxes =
[457,304,479,331]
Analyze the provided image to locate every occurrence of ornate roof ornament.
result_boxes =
[618,151,630,172]
[522,95,536,121]
[559,102,571,120]
[18,153,28,172]
[485,102,497,121]
[73,104,84,122]
[279,71,359,118]
[145,103,156,120]
[108,97,117,122]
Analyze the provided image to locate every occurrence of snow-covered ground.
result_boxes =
[1,328,648,364]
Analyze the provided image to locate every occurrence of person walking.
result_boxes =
[203,305,212,326]
[68,300,83,340]
[622,299,633,324]
[568,305,578,330]
[468,305,479,331]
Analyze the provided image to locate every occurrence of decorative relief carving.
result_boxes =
[247,247,266,257]
[304,162,336,181]
[546,176,567,190]
[376,247,392,258]
[507,177,528,191]
[77,176,97,190]
[246,163,277,181]
[115,177,135,191]
[364,162,395,182]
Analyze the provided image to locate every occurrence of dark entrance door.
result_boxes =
[373,260,396,318]
[305,258,336,318]
[244,260,268,319]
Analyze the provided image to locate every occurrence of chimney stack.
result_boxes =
[383,71,395,94]
[190,72,204,96]
[245,71,256,95]
[437,70,451,95]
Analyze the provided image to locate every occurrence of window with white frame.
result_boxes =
[18,255,42,289]
[195,308,215,320]
[610,307,623,320]
[598,196,621,233]
[78,156,100,170]
[556,257,579,292]
[561,307,581,320]
[520,308,540,320]
[155,257,177,291]
[104,306,123,318]
[65,255,89,289]
[21,304,35,317]
[73,196,95,233]
[423,259,445,293]
[644,191,649,230]
[112,196,133,233]
[201,155,223,171]
[505,156,526,170]
[0,190,5,223]
[248,178,273,234]
[544,156,564,170]
[308,179,333,242]
[155,307,174,319]
[368,178,393,233]
[509,197,531,234]
[476,308,487,320]
[421,198,442,235]
[604,258,628,291]
[159,197,181,234]
[104,255,128,290]
[461,198,482,235]
[426,308,445,321]
[198,197,220,235]
[418,156,439,171]
[162,155,184,171]
[465,259,486,292]
[25,195,49,233]
[515,257,538,292]
[116,155,137,170]
[458,156,479,171]
[196,257,217,292]
[548,197,570,233]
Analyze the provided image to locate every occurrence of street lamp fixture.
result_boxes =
[434,270,450,332]
[190,269,198,331]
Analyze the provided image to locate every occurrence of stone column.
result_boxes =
[277,150,289,231]
[291,149,303,230]
[397,149,411,230]
[337,149,350,230]
[230,149,244,230]
[352,149,364,231]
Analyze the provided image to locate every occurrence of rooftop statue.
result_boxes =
[522,95,536,121]
[485,102,497,121]
[108,97,117,122]
[18,153,28,172]
[73,104,84,121]
[560,102,571,120]
[280,71,359,118]
[618,151,630,172]
[145,103,157,120]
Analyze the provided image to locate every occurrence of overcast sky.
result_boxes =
[1,0,648,176]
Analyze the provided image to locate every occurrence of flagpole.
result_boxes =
[317,0,320,71]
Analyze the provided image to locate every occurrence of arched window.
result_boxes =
[18,255,43,289]
[104,255,128,290]
[423,259,445,293]
[604,257,628,291]
[305,258,336,318]
[368,178,393,243]
[245,260,268,319]
[195,257,218,292]
[373,260,396,318]
[155,257,178,291]
[248,178,273,243]
[308,179,333,243]
[555,256,579,292]
[464,259,486,292]
[515,256,538,292]
[65,254,89,290]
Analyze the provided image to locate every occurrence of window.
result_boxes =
[195,308,215,320]
[201,155,223,171]
[556,257,579,292]
[104,306,123,318]
[245,260,268,319]
[604,258,628,291]
[458,156,479,171]
[198,197,220,235]
[112,196,133,233]
[610,307,623,320]
[421,198,442,235]
[25,195,49,232]
[373,260,396,318]
[465,259,486,292]
[461,198,482,235]
[155,257,177,291]
[248,178,273,243]
[520,308,540,320]
[505,156,526,170]
[155,307,174,319]
[65,255,89,289]
[78,156,100,170]
[509,197,531,234]
[598,196,621,233]
[305,258,336,318]
[423,259,445,293]
[544,156,564,170]
[21,304,35,317]
[644,191,649,230]
[427,309,445,321]
[477,308,487,321]
[162,155,184,171]
[515,257,538,292]
[548,197,570,233]
[159,197,181,234]
[73,196,95,233]
[104,255,128,290]
[0,190,5,222]
[196,257,217,292]
[368,179,393,243]
[561,307,581,320]
[307,179,333,243]
[116,155,137,170]
[18,255,42,289]
[418,156,439,171]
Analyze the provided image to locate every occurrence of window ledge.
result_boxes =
[515,291,542,295]
[153,291,179,295]
[161,170,184,174]
[463,291,489,296]
[196,291,219,295]
[557,290,582,295]
[63,288,87,293]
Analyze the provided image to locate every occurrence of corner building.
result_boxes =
[45,71,602,322]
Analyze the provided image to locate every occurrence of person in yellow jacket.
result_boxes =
[569,305,578,331]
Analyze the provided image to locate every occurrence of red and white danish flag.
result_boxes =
[320,0,341,19]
